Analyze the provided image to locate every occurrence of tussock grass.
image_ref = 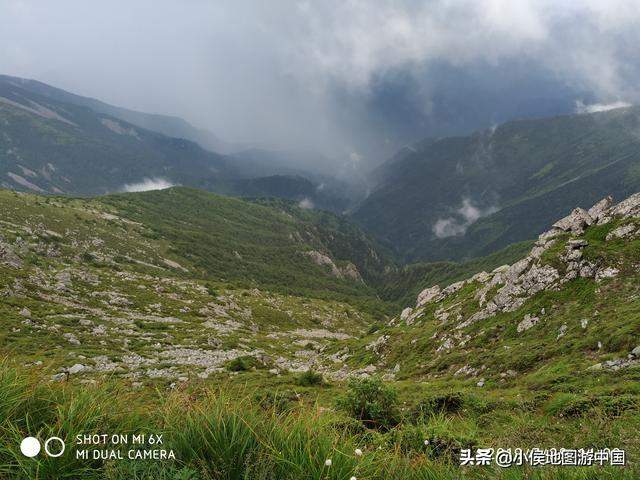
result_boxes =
[0,362,637,479]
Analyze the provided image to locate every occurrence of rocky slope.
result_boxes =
[0,187,396,386]
[355,193,640,387]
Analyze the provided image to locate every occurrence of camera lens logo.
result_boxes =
[20,437,65,458]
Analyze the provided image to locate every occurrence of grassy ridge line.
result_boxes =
[0,363,635,480]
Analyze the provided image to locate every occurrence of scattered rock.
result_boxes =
[606,224,636,240]
[557,324,568,339]
[416,286,441,307]
[51,373,67,381]
[366,335,389,354]
[67,363,86,375]
[62,332,81,345]
[595,267,619,282]
[517,314,540,333]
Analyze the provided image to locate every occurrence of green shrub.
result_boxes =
[206,283,218,297]
[336,376,400,431]
[226,356,259,372]
[386,423,428,455]
[412,392,465,419]
[295,369,325,387]
[598,394,639,417]
[544,393,594,417]
[253,390,298,413]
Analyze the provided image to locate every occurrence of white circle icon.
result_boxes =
[20,437,41,458]
[44,437,65,458]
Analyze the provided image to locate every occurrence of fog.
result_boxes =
[122,178,176,193]
[2,0,639,172]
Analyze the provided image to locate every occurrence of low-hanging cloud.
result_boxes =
[298,198,314,210]
[575,100,632,114]
[122,178,175,193]
[433,198,498,239]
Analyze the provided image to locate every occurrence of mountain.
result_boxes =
[0,77,243,195]
[353,106,640,262]
[1,187,639,479]
[0,75,363,212]
[0,74,230,153]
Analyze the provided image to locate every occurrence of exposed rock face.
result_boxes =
[552,207,593,234]
[416,286,441,307]
[588,196,613,223]
[304,250,343,277]
[303,250,362,281]
[606,224,636,240]
[340,262,363,282]
[610,193,640,217]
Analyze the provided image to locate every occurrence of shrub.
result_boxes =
[386,423,428,455]
[599,394,639,417]
[295,369,325,387]
[336,376,400,431]
[544,393,594,417]
[206,283,218,297]
[412,392,465,419]
[253,390,298,413]
[226,356,259,372]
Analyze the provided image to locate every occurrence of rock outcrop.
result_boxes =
[399,193,639,333]
[303,250,363,281]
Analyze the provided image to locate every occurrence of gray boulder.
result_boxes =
[611,193,640,218]
[552,208,593,234]
[588,196,613,223]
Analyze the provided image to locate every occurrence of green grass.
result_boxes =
[0,363,637,479]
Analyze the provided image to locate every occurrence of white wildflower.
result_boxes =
[324,459,332,467]
[354,448,363,456]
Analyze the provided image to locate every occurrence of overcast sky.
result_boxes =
[2,0,639,166]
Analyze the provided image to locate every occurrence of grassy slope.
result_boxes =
[1,187,639,478]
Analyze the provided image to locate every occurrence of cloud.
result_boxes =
[2,1,640,169]
[575,100,632,114]
[433,198,498,239]
[122,178,175,193]
[298,197,314,209]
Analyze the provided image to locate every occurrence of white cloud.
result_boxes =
[575,100,632,114]
[433,198,498,239]
[298,197,314,209]
[122,178,175,193]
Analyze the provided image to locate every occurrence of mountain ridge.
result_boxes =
[354,105,640,262]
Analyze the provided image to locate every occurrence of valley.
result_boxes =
[1,186,639,478]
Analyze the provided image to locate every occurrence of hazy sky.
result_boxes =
[2,0,639,166]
